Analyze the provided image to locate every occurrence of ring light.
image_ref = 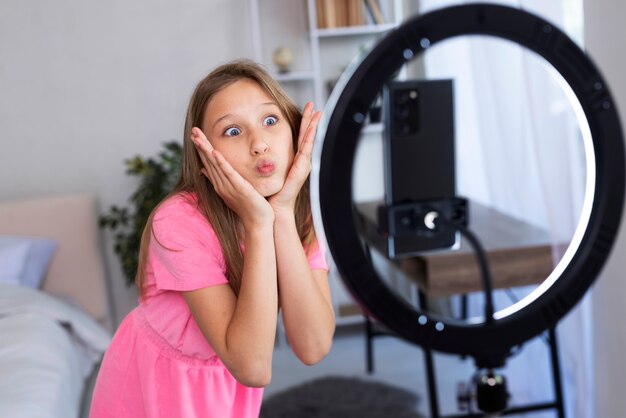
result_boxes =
[314,3,624,366]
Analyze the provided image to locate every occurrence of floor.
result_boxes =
[266,321,560,418]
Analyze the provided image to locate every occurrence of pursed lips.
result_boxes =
[256,159,276,175]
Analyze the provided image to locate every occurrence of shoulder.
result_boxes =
[145,193,229,290]
[152,192,217,244]
[154,192,201,221]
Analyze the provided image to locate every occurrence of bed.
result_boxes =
[0,194,113,418]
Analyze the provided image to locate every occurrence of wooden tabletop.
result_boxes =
[356,200,555,298]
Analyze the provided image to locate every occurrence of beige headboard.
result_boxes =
[0,194,112,330]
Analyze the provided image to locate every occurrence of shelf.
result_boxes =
[314,23,397,38]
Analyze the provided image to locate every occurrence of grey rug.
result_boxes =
[260,376,425,418]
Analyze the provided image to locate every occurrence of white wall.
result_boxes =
[0,0,252,323]
[584,1,626,416]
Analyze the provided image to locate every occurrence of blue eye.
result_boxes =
[224,127,241,137]
[264,116,278,126]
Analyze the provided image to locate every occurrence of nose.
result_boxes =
[250,130,269,155]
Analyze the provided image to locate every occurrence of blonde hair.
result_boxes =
[135,59,315,297]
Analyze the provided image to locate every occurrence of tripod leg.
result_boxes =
[418,289,441,418]
[423,346,441,418]
[548,327,565,418]
[365,315,375,374]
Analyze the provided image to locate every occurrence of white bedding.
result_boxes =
[0,283,111,418]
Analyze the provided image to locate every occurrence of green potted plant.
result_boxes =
[99,141,183,286]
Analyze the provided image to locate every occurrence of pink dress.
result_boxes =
[90,193,328,418]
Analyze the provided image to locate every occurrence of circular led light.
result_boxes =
[314,4,624,364]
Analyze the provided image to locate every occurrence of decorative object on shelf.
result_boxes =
[99,141,182,285]
[272,46,294,73]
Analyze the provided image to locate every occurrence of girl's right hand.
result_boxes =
[191,127,275,229]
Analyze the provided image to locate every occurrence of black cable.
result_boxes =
[434,215,496,324]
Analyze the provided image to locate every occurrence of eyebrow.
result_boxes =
[211,102,279,130]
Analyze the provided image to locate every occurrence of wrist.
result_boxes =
[244,221,275,243]
[242,215,275,234]
[273,208,296,225]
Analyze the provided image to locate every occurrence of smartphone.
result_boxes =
[380,79,457,256]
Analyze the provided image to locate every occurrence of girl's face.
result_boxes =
[202,79,295,197]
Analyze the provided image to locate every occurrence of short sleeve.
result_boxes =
[147,195,229,292]
[306,238,329,271]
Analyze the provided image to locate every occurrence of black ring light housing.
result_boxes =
[316,3,625,366]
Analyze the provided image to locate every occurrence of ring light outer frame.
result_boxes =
[317,3,625,364]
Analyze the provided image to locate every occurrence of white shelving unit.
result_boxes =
[249,0,404,106]
[248,0,406,324]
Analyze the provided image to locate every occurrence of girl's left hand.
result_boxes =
[268,102,321,215]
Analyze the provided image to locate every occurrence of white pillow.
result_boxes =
[0,240,31,283]
[0,236,58,288]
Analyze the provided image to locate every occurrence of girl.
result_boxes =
[90,60,335,418]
